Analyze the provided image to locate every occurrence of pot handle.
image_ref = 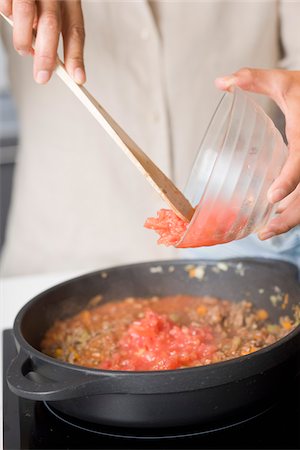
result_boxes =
[6,349,107,401]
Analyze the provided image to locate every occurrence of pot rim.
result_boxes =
[13,257,300,380]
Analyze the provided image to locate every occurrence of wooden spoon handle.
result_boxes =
[1,12,194,221]
[56,61,194,221]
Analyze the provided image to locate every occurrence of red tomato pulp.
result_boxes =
[144,209,189,246]
[144,201,246,248]
[101,310,216,371]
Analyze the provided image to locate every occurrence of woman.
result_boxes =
[0,0,300,275]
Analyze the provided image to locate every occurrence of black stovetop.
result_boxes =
[3,329,300,449]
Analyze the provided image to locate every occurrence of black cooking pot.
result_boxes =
[7,258,300,429]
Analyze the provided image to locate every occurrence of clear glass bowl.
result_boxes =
[176,87,287,248]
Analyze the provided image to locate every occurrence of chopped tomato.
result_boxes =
[101,310,216,371]
[144,209,189,246]
[145,201,246,248]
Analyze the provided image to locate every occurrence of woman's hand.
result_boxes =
[0,0,85,84]
[215,68,300,240]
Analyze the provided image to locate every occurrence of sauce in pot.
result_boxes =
[41,295,295,371]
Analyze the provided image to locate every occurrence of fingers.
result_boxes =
[259,183,300,239]
[268,151,300,203]
[216,68,300,207]
[276,184,300,213]
[33,0,61,84]
[61,0,85,84]
[215,68,290,111]
[0,0,12,17]
[12,0,35,55]
[2,0,85,85]
[258,192,300,240]
[230,69,300,204]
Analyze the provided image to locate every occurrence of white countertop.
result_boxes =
[1,269,85,330]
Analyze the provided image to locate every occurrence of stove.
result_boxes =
[3,329,300,449]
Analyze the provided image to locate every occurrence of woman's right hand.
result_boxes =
[0,0,86,84]
[215,68,300,240]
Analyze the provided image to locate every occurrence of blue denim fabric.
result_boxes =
[183,226,300,268]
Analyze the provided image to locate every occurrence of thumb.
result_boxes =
[215,68,300,204]
[215,68,288,112]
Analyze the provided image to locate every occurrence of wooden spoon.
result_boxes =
[0,12,194,222]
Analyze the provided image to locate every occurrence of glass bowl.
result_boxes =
[176,87,287,248]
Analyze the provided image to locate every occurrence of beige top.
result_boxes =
[1,1,300,276]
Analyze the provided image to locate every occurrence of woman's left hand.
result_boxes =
[215,68,300,240]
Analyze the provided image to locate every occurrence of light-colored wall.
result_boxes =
[0,38,9,92]
[0,40,18,143]
[0,39,18,249]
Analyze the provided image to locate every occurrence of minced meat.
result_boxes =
[41,295,295,371]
